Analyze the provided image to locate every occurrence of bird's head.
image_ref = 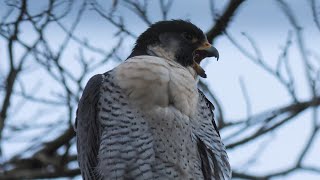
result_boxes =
[128,20,219,78]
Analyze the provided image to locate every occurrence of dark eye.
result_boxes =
[183,32,193,41]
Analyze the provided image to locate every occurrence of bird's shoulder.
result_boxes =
[75,74,103,128]
[197,89,220,136]
[75,73,108,179]
[195,89,232,179]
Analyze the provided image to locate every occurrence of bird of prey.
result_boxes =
[75,20,231,180]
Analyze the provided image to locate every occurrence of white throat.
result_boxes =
[115,56,199,117]
[147,45,176,62]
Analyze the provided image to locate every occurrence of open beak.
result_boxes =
[193,41,219,78]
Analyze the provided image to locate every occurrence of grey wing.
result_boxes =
[75,74,103,180]
[92,71,155,179]
[195,90,231,180]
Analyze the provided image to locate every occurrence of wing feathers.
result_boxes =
[196,90,231,180]
[76,74,103,180]
[197,136,212,180]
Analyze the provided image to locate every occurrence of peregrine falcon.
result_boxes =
[75,20,231,180]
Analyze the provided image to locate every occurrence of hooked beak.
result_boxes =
[192,41,219,78]
[196,42,219,60]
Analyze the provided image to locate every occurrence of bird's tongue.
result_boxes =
[192,50,209,78]
[193,50,209,64]
[192,47,219,78]
[193,61,207,78]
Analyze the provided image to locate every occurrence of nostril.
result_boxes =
[204,42,211,47]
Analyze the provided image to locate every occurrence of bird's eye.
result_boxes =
[183,32,193,41]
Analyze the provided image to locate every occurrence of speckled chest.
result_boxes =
[114,55,202,179]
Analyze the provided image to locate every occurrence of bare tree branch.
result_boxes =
[206,0,245,43]
[159,0,173,20]
[0,0,27,144]
[277,0,316,96]
[310,0,320,31]
[226,96,320,149]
